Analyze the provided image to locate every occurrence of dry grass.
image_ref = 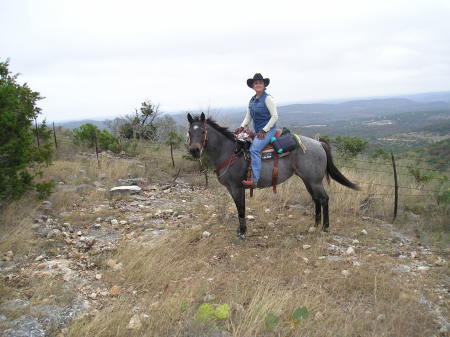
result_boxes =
[66,222,438,337]
[1,146,447,337]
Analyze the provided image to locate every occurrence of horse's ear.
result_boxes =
[200,112,205,122]
[187,113,194,124]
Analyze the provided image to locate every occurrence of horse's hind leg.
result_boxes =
[314,199,322,227]
[312,183,330,232]
[308,182,330,232]
[303,182,322,227]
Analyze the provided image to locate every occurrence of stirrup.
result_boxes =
[242,180,256,188]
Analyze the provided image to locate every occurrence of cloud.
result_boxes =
[1,0,449,121]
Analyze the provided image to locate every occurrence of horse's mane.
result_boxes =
[191,115,235,141]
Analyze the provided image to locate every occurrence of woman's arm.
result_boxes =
[240,107,251,128]
[262,95,278,132]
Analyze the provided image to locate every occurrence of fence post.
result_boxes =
[391,151,398,222]
[52,122,58,149]
[34,117,40,148]
[95,133,100,169]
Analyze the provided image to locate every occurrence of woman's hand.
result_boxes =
[256,130,266,139]
[234,127,244,134]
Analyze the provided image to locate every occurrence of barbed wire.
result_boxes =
[334,157,446,173]
[337,165,446,181]
[353,181,444,193]
[52,134,449,195]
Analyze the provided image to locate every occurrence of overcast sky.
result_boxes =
[1,0,450,121]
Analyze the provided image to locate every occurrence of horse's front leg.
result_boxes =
[227,185,246,239]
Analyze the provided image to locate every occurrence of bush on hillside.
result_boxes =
[0,59,53,202]
[332,135,368,159]
[73,123,119,152]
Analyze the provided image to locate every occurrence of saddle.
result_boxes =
[217,129,303,196]
[243,129,286,194]
[239,129,290,159]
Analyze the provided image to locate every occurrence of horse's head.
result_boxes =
[187,112,207,158]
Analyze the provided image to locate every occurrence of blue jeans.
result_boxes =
[250,127,277,183]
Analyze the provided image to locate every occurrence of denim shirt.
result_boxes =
[249,91,272,132]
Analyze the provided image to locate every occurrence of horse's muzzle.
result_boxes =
[189,145,202,158]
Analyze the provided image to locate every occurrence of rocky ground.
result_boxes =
[0,156,448,337]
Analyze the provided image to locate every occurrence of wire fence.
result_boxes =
[41,129,449,222]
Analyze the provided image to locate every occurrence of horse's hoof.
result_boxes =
[321,227,329,233]
[236,233,246,240]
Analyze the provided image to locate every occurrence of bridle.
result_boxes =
[187,119,209,156]
[201,119,208,150]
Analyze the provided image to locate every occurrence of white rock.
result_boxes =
[341,270,350,277]
[352,261,361,266]
[352,239,359,244]
[361,229,368,235]
[434,257,446,266]
[264,208,270,213]
[393,265,411,272]
[111,219,119,226]
[302,244,311,250]
[203,294,216,302]
[346,246,356,255]
[202,231,211,238]
[113,263,123,271]
[376,313,386,321]
[35,254,46,261]
[308,226,316,233]
[119,220,127,225]
[140,313,150,320]
[110,186,142,195]
[410,251,417,259]
[126,314,142,330]
[417,265,430,271]
[4,251,13,257]
[246,215,255,220]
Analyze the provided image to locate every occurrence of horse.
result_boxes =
[187,112,359,239]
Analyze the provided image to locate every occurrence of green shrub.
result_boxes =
[0,59,53,202]
[73,123,119,152]
[332,135,368,159]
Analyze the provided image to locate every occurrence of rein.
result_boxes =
[214,150,243,177]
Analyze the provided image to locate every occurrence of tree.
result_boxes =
[154,115,179,144]
[0,59,53,202]
[32,119,53,145]
[114,100,161,140]
[332,135,368,159]
[166,132,183,167]
[73,123,118,151]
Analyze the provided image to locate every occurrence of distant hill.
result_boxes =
[399,91,450,103]
[55,119,108,130]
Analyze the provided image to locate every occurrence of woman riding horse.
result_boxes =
[235,73,278,189]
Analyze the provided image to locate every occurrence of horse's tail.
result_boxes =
[320,138,360,190]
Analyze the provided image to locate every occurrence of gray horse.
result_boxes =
[187,113,358,238]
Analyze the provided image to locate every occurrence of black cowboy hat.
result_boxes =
[247,73,270,88]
